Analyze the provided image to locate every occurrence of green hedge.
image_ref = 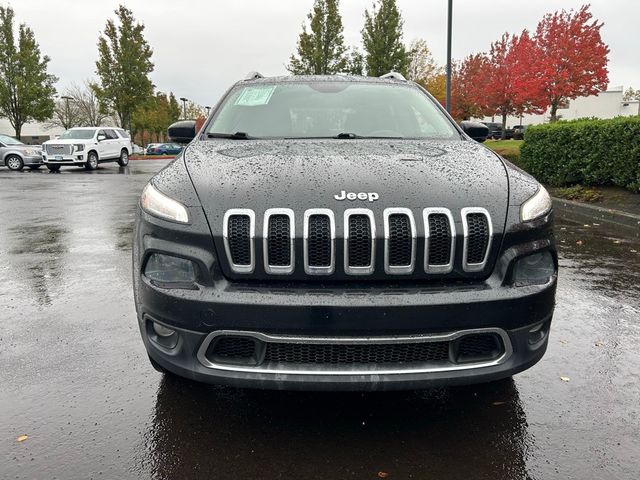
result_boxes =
[520,117,640,192]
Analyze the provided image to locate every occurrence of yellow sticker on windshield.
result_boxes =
[234,86,276,106]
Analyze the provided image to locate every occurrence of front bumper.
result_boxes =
[43,153,85,165]
[134,208,557,390]
[21,154,44,166]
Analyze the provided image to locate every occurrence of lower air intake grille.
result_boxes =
[308,214,331,267]
[456,333,502,362]
[209,336,257,364]
[428,214,452,265]
[264,341,450,365]
[466,213,490,264]
[348,215,372,267]
[387,214,412,266]
[267,214,291,266]
[227,215,252,265]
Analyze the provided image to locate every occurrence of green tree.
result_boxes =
[362,0,410,77]
[168,92,181,123]
[0,6,57,139]
[94,5,154,134]
[407,39,441,83]
[346,47,364,75]
[287,0,348,74]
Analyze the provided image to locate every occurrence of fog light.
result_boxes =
[144,253,196,285]
[153,322,175,337]
[528,321,549,345]
[512,251,555,286]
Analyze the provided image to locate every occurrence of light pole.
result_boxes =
[60,95,74,129]
[205,105,211,116]
[445,0,453,113]
[179,97,188,120]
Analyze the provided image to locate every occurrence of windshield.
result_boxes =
[0,134,24,146]
[206,81,458,139]
[59,129,96,140]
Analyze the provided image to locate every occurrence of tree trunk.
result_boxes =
[501,113,507,140]
[15,123,22,141]
[549,101,559,123]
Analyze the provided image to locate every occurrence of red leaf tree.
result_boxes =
[534,4,610,122]
[451,53,491,121]
[485,31,547,138]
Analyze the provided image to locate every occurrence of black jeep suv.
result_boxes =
[133,73,557,391]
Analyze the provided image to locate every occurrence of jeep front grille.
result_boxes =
[223,209,255,273]
[344,209,375,274]
[222,207,493,277]
[263,209,294,274]
[462,208,493,272]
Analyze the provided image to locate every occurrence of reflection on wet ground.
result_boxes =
[0,162,638,479]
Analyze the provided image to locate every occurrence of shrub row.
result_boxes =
[520,116,640,192]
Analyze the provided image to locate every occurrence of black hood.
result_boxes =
[181,138,509,281]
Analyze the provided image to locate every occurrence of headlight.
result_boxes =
[511,251,555,285]
[74,144,84,152]
[141,183,189,223]
[520,186,552,222]
[23,148,38,155]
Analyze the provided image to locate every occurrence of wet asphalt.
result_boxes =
[0,161,639,480]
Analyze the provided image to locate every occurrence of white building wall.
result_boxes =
[480,87,640,127]
[0,118,64,140]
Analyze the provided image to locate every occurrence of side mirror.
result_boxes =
[168,120,197,144]
[459,121,489,143]
[97,134,106,142]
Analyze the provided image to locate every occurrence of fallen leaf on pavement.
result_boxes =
[613,240,621,244]
[595,341,604,347]
[492,401,506,406]
[560,376,570,382]
[16,435,28,443]
[559,339,568,345]
[576,240,583,246]
[378,472,389,478]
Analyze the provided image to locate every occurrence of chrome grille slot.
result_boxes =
[304,209,335,275]
[344,209,375,275]
[462,208,492,272]
[223,209,255,274]
[384,208,416,274]
[263,209,294,274]
[423,208,456,274]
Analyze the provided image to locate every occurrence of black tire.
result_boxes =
[6,155,24,171]
[47,164,61,172]
[29,165,42,170]
[117,149,129,166]
[85,151,98,170]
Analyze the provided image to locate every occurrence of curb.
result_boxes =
[552,197,640,237]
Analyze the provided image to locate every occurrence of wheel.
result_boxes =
[85,151,98,170]
[29,165,42,170]
[6,155,24,171]
[47,164,61,172]
[117,149,129,166]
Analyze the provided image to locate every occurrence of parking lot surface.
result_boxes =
[1,162,639,479]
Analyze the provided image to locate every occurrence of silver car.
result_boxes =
[0,135,43,171]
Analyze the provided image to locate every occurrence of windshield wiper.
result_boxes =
[207,132,254,140]
[333,132,404,139]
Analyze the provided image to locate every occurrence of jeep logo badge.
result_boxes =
[334,190,379,202]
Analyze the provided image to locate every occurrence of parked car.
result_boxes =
[0,134,43,171]
[132,143,145,154]
[512,125,527,140]
[145,143,183,155]
[481,122,502,139]
[42,127,132,171]
[134,73,557,390]
[144,143,160,155]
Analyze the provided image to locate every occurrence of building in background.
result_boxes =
[0,118,64,145]
[481,86,640,127]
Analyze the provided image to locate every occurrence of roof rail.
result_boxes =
[244,71,264,81]
[380,71,407,81]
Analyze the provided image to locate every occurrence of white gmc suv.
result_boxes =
[42,127,132,171]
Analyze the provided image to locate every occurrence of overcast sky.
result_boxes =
[10,0,640,106]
